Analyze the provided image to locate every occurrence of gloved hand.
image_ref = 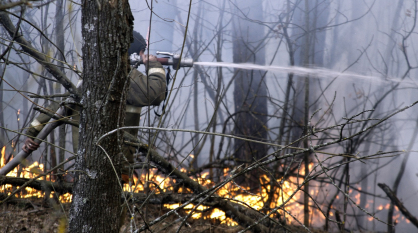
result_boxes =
[22,138,39,153]
[139,50,157,64]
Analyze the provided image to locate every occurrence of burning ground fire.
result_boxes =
[125,167,304,226]
[0,147,71,203]
[1,146,407,228]
[1,146,306,225]
[0,146,72,202]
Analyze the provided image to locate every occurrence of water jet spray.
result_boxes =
[131,53,415,86]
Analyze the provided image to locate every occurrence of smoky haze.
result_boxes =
[1,0,418,232]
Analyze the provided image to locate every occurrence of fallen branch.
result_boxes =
[0,179,217,207]
[378,183,418,228]
[0,175,73,195]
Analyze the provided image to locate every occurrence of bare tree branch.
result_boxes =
[0,11,78,97]
[378,183,418,229]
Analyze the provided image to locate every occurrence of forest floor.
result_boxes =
[0,196,330,233]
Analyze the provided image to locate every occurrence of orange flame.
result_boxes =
[162,172,305,225]
[1,146,5,167]
[1,158,364,226]
[0,146,70,203]
[0,156,308,225]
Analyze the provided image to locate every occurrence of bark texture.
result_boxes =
[68,1,133,232]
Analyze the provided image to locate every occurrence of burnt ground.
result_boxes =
[0,196,328,233]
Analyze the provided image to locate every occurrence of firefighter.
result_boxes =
[22,31,166,183]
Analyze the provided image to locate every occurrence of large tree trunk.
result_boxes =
[68,1,133,232]
[232,0,267,189]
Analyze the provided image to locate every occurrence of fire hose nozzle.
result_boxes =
[130,52,194,70]
[157,51,194,70]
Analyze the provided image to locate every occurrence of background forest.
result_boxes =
[1,0,418,232]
